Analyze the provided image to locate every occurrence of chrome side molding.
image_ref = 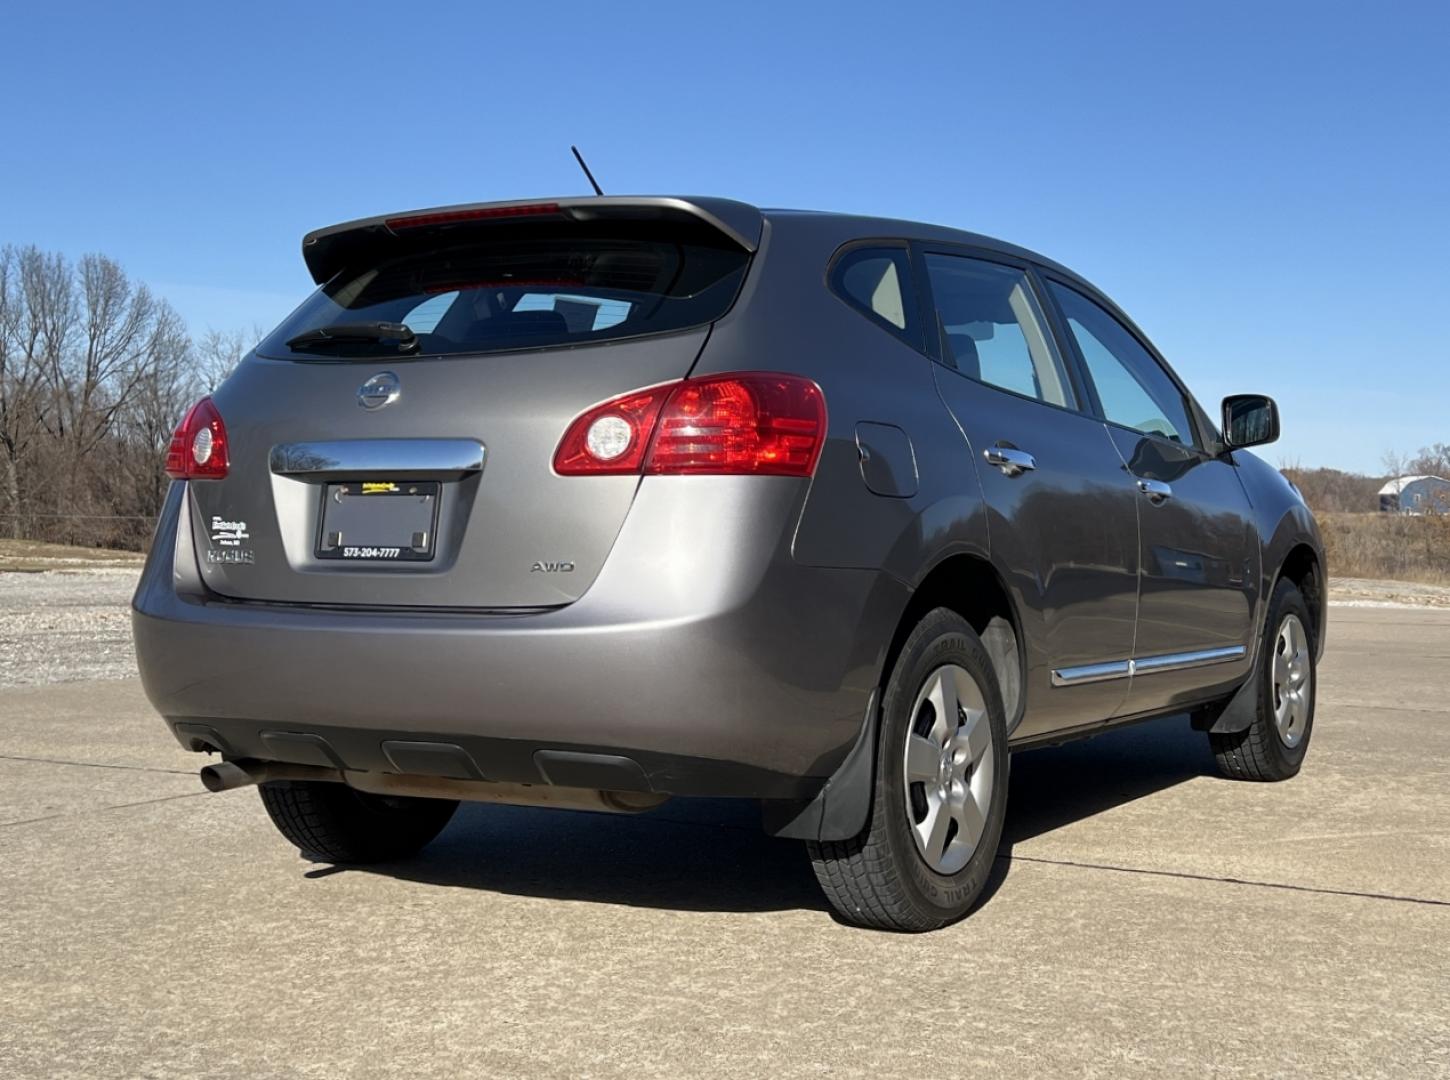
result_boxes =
[1050,660,1131,686]
[269,438,486,480]
[1131,645,1246,675]
[1052,645,1246,687]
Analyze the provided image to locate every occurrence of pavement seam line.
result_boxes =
[0,790,209,830]
[1318,701,1450,716]
[0,753,195,776]
[1004,853,1450,908]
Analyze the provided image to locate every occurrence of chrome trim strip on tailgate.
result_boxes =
[269,439,486,480]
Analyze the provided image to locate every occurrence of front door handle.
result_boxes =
[983,446,1037,477]
[1137,478,1173,504]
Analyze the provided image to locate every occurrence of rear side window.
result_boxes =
[923,254,1075,408]
[1048,282,1198,446]
[830,247,917,343]
[259,236,749,359]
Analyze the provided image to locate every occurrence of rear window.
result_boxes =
[259,236,749,359]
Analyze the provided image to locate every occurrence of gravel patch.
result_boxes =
[1328,577,1450,608]
[0,538,146,573]
[0,569,142,688]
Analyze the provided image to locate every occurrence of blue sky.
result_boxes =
[3,0,1446,473]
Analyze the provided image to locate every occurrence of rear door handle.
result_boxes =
[1137,478,1172,504]
[983,446,1037,477]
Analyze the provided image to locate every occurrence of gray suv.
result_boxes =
[132,196,1324,931]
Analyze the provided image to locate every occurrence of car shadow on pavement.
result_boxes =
[1002,713,1216,847]
[326,714,1214,917]
[323,795,830,913]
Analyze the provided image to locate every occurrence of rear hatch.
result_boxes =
[189,198,759,608]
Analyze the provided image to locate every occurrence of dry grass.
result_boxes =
[1318,512,1450,585]
[0,539,146,573]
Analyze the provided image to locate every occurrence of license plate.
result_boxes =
[316,481,440,561]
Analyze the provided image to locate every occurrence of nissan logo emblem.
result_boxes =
[358,371,401,410]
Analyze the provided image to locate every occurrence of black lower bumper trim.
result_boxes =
[166,716,825,801]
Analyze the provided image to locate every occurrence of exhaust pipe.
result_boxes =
[198,760,342,792]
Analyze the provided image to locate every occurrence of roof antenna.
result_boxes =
[571,145,604,197]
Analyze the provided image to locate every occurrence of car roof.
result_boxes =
[758,207,1091,288]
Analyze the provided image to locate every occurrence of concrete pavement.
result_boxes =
[1,607,1447,1078]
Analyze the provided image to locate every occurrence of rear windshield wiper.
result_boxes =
[286,321,418,353]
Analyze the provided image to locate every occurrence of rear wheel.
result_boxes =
[1210,577,1316,781]
[259,780,458,863]
[808,608,1009,932]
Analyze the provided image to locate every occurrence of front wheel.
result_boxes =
[808,608,1009,932]
[1209,577,1316,781]
[259,780,458,863]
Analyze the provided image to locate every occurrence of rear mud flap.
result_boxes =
[764,688,879,842]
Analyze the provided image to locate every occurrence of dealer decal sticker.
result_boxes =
[207,516,255,565]
[210,516,249,546]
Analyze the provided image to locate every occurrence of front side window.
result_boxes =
[923,254,1075,408]
[830,246,916,342]
[1049,282,1198,446]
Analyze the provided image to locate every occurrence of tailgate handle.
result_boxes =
[269,438,486,480]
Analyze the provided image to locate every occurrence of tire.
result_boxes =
[1210,577,1316,781]
[258,780,458,863]
[808,608,1010,932]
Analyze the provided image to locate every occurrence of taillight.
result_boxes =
[553,384,673,475]
[648,374,826,475]
[165,396,229,480]
[553,373,826,478]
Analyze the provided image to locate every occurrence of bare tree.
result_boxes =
[0,246,73,537]
[1408,443,1450,478]
[1281,465,1386,513]
[196,325,263,390]
[0,245,269,548]
[50,254,162,455]
[0,248,27,534]
[112,305,196,532]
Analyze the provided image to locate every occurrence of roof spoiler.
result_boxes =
[300,196,764,285]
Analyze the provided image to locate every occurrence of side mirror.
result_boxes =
[1222,394,1280,449]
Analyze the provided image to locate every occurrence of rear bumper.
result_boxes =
[133,480,907,798]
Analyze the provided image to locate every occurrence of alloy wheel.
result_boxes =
[902,663,996,874]
[1272,614,1312,748]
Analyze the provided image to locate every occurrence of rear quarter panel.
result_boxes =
[696,215,988,584]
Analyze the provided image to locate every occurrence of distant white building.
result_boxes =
[1379,475,1450,514]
